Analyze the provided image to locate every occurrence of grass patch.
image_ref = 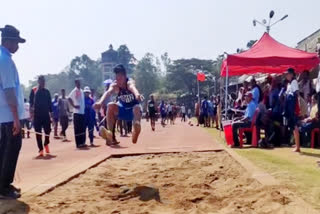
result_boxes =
[204,126,320,211]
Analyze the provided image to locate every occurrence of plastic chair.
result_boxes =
[311,128,320,148]
[239,108,259,148]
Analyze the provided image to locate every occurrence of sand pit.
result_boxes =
[1,151,317,214]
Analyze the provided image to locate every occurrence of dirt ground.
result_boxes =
[1,151,318,214]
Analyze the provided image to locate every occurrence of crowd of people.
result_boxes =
[194,95,221,129]
[227,68,320,152]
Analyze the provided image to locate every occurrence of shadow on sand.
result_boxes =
[0,199,30,214]
[33,154,57,160]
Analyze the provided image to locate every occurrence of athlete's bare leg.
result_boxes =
[100,102,120,144]
[132,105,142,144]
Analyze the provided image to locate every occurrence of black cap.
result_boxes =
[0,25,26,43]
[113,64,126,75]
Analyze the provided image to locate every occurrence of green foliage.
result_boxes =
[134,53,160,99]
[117,45,136,74]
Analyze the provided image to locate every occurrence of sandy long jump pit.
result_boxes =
[2,151,317,214]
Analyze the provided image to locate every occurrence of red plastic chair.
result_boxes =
[239,108,259,148]
[311,128,320,148]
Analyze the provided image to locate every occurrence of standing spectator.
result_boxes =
[0,25,25,199]
[187,108,192,119]
[195,100,200,126]
[284,68,301,152]
[299,70,313,101]
[22,98,31,139]
[90,88,99,133]
[212,96,219,129]
[167,102,173,125]
[207,98,214,127]
[201,96,209,127]
[180,104,186,122]
[52,93,59,138]
[68,79,86,148]
[250,78,262,105]
[30,76,53,156]
[216,95,222,129]
[58,89,70,142]
[147,95,157,130]
[84,86,95,146]
[159,100,167,126]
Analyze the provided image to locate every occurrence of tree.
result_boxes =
[134,53,160,99]
[160,52,171,76]
[117,45,136,74]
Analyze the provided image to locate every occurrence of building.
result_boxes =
[297,29,320,52]
[101,44,119,81]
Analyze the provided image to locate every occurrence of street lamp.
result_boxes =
[253,10,288,33]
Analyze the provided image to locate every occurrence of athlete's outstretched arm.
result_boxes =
[93,84,116,110]
[128,81,144,102]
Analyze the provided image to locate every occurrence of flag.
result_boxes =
[197,72,206,82]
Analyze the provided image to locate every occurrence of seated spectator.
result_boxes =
[298,92,309,119]
[231,92,257,147]
[300,94,319,146]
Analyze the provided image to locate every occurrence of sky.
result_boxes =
[1,0,319,85]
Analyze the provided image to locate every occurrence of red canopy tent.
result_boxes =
[221,32,320,77]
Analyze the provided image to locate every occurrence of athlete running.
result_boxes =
[93,65,144,145]
[147,95,157,131]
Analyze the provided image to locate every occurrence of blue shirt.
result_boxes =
[251,87,260,105]
[52,99,59,119]
[244,101,256,121]
[0,46,24,123]
[201,99,208,113]
[84,96,95,123]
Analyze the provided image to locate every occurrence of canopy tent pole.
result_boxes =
[225,65,229,119]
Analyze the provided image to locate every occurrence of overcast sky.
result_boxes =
[1,0,319,85]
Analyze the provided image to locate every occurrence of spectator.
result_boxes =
[22,98,31,139]
[316,67,320,114]
[299,70,313,101]
[58,89,70,142]
[263,75,273,109]
[159,100,167,126]
[84,86,95,146]
[212,96,219,129]
[68,79,86,148]
[231,92,257,147]
[52,93,59,138]
[207,98,214,127]
[181,104,186,122]
[298,92,309,119]
[250,78,262,105]
[201,96,209,127]
[30,75,53,156]
[300,94,319,146]
[0,25,26,199]
[195,100,200,126]
[284,68,300,152]
[187,108,192,119]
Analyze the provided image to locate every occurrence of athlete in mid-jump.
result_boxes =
[94,65,144,145]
